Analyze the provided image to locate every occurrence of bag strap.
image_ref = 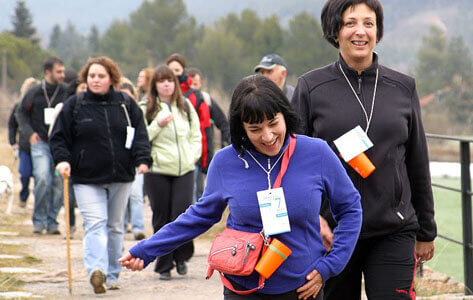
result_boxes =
[273,135,296,188]
[213,136,297,295]
[219,271,266,295]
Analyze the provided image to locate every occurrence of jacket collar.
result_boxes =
[85,86,114,102]
[338,52,379,77]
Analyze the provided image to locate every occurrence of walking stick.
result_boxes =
[63,174,72,294]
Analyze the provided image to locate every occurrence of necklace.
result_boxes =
[245,146,287,190]
[42,80,60,108]
[338,63,379,134]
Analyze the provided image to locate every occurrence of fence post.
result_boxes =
[460,141,473,295]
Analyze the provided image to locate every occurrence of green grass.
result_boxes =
[425,177,472,284]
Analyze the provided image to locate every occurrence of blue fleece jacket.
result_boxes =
[130,134,362,294]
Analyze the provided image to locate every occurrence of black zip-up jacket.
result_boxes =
[16,81,68,141]
[49,88,152,184]
[292,54,436,242]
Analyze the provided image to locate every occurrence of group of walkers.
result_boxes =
[8,0,436,299]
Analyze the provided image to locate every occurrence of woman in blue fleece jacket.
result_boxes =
[120,75,362,299]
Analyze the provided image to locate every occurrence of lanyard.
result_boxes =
[338,63,379,134]
[245,146,287,190]
[42,80,60,108]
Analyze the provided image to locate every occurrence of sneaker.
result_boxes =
[159,271,171,280]
[176,261,187,275]
[19,200,27,208]
[47,227,61,235]
[134,232,146,240]
[33,226,44,234]
[106,281,120,290]
[90,269,106,294]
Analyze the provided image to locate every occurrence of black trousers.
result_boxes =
[323,229,417,300]
[223,277,323,300]
[144,171,194,273]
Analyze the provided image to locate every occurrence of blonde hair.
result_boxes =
[20,77,40,98]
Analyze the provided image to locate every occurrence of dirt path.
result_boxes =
[4,200,223,300]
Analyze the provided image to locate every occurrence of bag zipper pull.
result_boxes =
[242,242,255,266]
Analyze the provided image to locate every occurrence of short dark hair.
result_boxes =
[187,67,202,78]
[229,75,300,153]
[321,0,384,48]
[43,57,64,73]
[166,53,186,69]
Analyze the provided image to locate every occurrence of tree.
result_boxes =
[49,24,61,50]
[128,0,201,65]
[282,12,337,77]
[11,0,38,45]
[194,28,246,91]
[88,25,100,54]
[0,32,52,92]
[48,22,89,71]
[415,26,448,97]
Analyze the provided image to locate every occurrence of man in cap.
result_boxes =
[254,54,295,101]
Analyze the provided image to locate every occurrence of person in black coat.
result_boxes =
[50,56,151,294]
[292,0,436,299]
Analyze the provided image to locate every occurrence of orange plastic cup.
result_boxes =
[255,238,292,279]
[347,152,375,178]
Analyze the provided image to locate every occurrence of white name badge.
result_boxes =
[333,125,373,162]
[257,187,291,236]
[125,126,135,149]
[44,108,55,125]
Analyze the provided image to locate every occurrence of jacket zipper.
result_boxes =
[104,108,116,177]
[167,103,182,176]
[357,76,362,95]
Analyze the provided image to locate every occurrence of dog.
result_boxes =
[0,165,14,214]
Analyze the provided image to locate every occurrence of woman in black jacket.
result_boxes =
[292,0,436,299]
[50,56,151,294]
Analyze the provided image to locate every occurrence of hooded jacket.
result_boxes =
[140,98,202,176]
[292,54,436,242]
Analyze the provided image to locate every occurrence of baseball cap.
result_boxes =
[253,54,287,73]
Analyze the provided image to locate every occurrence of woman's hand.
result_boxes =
[157,112,173,127]
[416,240,434,264]
[56,161,71,178]
[319,216,333,252]
[296,269,323,299]
[118,252,144,271]
[137,164,149,174]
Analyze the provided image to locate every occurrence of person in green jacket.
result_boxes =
[141,65,202,280]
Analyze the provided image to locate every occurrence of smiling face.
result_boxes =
[337,3,377,71]
[243,112,287,156]
[87,64,112,95]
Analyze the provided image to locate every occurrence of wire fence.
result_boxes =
[425,133,473,295]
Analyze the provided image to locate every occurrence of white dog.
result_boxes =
[0,165,14,214]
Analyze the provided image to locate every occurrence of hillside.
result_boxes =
[0,0,472,71]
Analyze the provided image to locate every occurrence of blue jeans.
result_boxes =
[193,165,205,203]
[124,172,145,234]
[74,182,132,283]
[18,150,32,202]
[31,141,63,230]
